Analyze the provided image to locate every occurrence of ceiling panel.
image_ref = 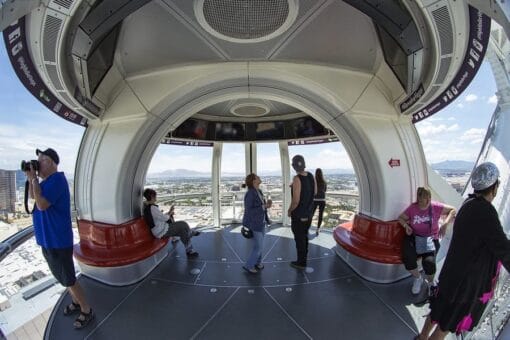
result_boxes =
[269,1,378,71]
[119,2,225,75]
[119,0,380,75]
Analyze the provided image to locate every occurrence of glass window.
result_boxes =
[146,144,213,228]
[288,142,358,229]
[415,62,497,194]
[257,143,283,223]
[220,144,245,224]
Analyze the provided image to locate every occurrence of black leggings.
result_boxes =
[312,201,326,228]
[401,235,439,275]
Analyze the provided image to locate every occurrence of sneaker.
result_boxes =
[243,266,258,274]
[191,230,201,237]
[255,264,264,270]
[411,276,424,295]
[290,261,306,270]
[186,250,199,258]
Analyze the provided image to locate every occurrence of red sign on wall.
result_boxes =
[388,158,400,168]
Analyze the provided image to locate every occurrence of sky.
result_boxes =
[0,43,498,175]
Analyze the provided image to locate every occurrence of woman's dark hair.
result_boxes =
[143,188,156,201]
[474,179,500,196]
[315,168,325,188]
[245,173,257,189]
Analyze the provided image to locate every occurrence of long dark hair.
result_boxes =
[315,168,326,189]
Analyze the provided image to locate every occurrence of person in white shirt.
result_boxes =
[143,188,200,257]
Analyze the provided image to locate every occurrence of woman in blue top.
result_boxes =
[242,173,272,274]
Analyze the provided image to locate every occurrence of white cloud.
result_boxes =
[258,154,282,172]
[465,94,478,102]
[0,122,83,174]
[422,141,479,163]
[488,95,497,104]
[459,128,485,144]
[148,146,214,173]
[293,146,353,171]
[420,138,442,146]
[421,129,485,164]
[416,122,459,137]
[456,103,464,109]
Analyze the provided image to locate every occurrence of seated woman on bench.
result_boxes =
[143,188,200,258]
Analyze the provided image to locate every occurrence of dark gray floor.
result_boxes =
[46,225,432,340]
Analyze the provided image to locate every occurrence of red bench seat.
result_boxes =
[334,214,405,264]
[74,218,168,267]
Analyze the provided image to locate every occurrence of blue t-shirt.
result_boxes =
[32,172,73,248]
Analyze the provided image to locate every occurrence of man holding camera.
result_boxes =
[25,148,94,329]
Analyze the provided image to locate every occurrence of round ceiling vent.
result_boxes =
[230,103,270,117]
[194,0,299,43]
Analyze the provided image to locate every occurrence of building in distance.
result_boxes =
[0,169,16,213]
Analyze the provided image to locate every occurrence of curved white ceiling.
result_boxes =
[117,0,380,76]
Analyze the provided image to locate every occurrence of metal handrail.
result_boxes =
[0,225,34,262]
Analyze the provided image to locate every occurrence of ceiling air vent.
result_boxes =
[48,0,77,15]
[53,0,74,9]
[195,0,298,43]
[431,6,453,55]
[42,14,63,62]
[434,56,452,85]
[45,64,64,91]
[230,103,270,117]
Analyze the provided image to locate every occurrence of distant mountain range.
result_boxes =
[148,169,211,178]
[6,160,475,184]
[148,161,475,178]
[147,167,355,178]
[431,160,475,171]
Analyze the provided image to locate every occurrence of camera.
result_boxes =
[21,160,39,172]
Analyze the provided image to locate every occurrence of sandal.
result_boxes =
[63,302,80,316]
[74,309,94,329]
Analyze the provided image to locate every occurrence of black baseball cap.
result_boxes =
[36,148,60,165]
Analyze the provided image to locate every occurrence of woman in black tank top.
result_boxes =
[312,168,327,235]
